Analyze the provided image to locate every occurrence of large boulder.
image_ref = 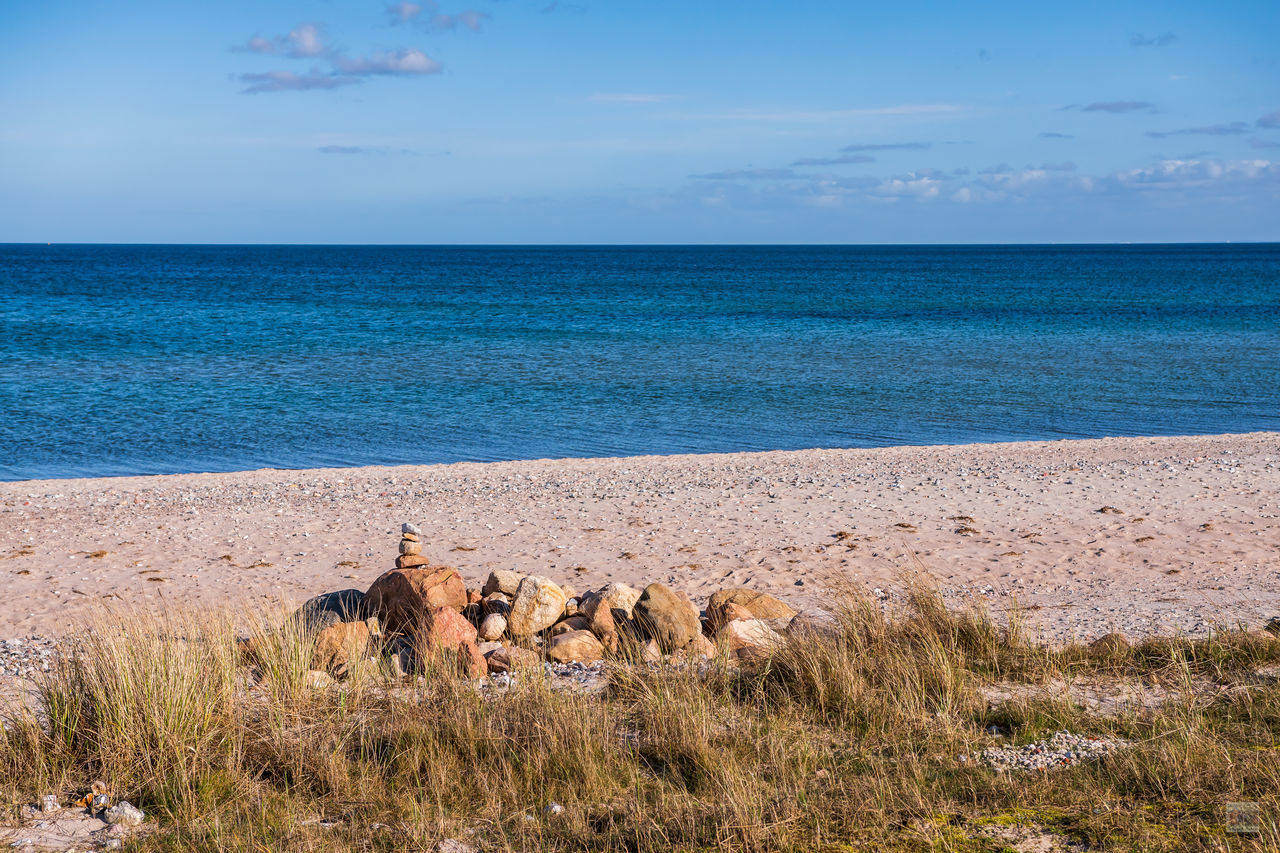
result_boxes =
[706,589,796,633]
[310,619,374,676]
[633,583,700,653]
[366,566,467,634]
[292,589,367,635]
[508,576,567,636]
[421,606,486,678]
[548,630,604,663]
[482,570,526,597]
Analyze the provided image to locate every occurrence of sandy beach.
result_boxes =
[1,432,1277,643]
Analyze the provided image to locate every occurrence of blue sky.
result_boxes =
[2,0,1277,243]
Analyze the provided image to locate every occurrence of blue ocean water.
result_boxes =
[1,244,1278,481]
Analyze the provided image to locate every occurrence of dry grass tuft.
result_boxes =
[2,579,1279,850]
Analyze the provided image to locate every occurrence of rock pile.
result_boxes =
[282,521,825,683]
[966,731,1133,772]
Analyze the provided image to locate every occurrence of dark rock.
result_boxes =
[293,589,367,635]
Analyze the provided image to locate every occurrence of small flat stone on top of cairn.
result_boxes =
[397,523,425,559]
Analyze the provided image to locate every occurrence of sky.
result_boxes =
[2,0,1278,244]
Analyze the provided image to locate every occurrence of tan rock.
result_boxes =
[690,633,716,659]
[564,598,580,618]
[596,582,641,618]
[1089,632,1130,655]
[640,638,662,663]
[310,620,373,676]
[706,589,797,633]
[548,630,604,663]
[717,618,784,661]
[395,554,432,569]
[476,640,504,657]
[482,570,525,597]
[366,566,468,634]
[706,602,754,635]
[508,575,568,636]
[421,606,486,678]
[306,670,333,689]
[479,612,508,641]
[785,610,840,642]
[483,592,511,616]
[485,645,542,674]
[401,531,420,543]
[399,539,423,556]
[633,583,700,653]
[550,615,591,636]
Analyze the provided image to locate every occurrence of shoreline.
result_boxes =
[2,432,1278,642]
[6,430,1279,487]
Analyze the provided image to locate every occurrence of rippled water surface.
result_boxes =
[2,244,1278,480]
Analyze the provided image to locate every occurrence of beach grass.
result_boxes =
[3,583,1280,851]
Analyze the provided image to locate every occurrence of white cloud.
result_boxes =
[240,23,331,58]
[387,2,426,24]
[335,49,442,75]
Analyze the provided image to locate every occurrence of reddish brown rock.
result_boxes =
[366,566,468,634]
[395,554,432,569]
[310,619,373,677]
[421,606,486,678]
[579,594,619,654]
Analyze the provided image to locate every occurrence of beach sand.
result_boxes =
[1,432,1277,643]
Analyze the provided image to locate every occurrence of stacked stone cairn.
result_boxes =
[288,521,826,683]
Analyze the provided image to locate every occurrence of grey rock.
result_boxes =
[105,801,144,826]
[292,589,367,635]
[402,522,422,536]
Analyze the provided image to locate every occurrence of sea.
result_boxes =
[1,243,1278,481]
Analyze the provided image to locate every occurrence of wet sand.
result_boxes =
[1,432,1277,642]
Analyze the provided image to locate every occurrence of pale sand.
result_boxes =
[1,433,1277,642]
